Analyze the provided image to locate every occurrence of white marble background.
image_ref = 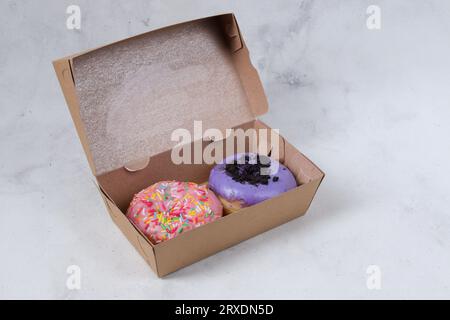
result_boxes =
[1,0,450,299]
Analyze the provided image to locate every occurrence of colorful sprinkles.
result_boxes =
[126,181,222,244]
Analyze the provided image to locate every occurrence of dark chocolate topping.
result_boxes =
[224,154,275,186]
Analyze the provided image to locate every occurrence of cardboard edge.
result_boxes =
[231,17,269,118]
[52,58,98,176]
[220,13,243,52]
[63,13,238,61]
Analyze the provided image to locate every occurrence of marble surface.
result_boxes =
[1,0,450,299]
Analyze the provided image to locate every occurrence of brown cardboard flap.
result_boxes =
[63,14,267,176]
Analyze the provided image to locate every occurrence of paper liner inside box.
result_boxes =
[71,16,267,175]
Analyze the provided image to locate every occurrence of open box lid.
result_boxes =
[54,13,268,176]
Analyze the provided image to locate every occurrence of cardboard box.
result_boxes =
[53,13,324,277]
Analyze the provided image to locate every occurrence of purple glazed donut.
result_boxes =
[208,153,297,214]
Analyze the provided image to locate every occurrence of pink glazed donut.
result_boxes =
[126,181,223,244]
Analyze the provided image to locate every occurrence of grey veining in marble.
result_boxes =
[1,0,450,299]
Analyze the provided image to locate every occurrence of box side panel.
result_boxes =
[52,59,97,176]
[99,191,159,276]
[231,43,268,118]
[154,177,322,277]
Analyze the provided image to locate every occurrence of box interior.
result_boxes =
[71,15,266,175]
[97,120,324,243]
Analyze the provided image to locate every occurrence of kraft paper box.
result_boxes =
[53,13,324,277]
